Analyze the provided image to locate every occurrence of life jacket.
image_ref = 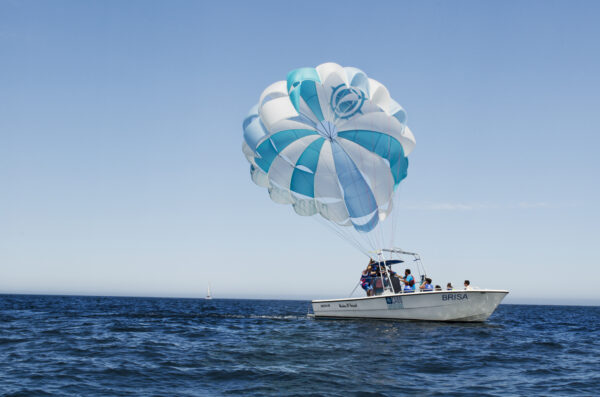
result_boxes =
[360,274,370,286]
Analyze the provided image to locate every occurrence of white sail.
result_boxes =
[206,283,212,300]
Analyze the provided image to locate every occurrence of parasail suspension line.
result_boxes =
[349,281,360,297]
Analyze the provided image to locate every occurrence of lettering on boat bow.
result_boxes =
[442,294,469,301]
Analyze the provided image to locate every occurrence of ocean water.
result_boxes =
[0,295,599,396]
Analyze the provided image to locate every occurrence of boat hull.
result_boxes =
[311,290,508,322]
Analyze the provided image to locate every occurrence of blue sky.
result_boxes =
[1,0,599,304]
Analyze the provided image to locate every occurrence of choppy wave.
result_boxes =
[0,295,599,396]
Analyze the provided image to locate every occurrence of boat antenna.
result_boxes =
[414,253,427,278]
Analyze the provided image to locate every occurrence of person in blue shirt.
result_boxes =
[420,277,433,292]
[446,282,453,291]
[401,269,415,292]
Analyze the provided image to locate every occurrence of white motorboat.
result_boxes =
[312,290,508,322]
[311,249,508,322]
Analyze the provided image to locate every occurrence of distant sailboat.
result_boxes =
[205,283,212,300]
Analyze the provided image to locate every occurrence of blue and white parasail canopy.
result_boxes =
[242,62,416,233]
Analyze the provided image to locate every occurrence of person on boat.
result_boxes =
[390,269,402,293]
[420,278,433,292]
[434,285,442,291]
[365,259,376,276]
[360,266,374,296]
[373,263,381,277]
[401,269,415,292]
[464,280,473,290]
[446,282,453,290]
